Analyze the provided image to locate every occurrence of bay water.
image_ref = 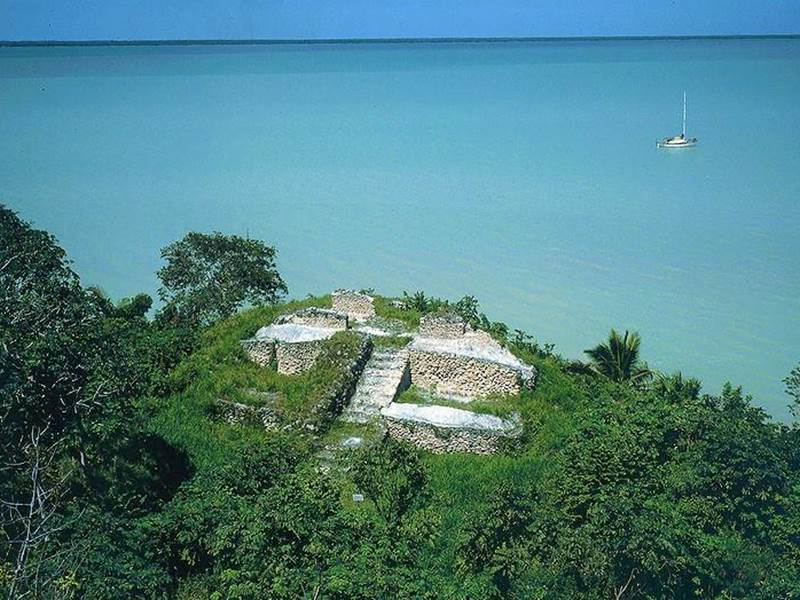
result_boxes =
[1,38,798,418]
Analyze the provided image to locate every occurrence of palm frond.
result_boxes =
[584,329,647,384]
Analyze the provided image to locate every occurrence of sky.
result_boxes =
[1,0,799,41]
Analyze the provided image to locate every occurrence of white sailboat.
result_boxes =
[657,92,698,148]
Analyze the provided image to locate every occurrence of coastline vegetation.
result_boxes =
[2,204,800,599]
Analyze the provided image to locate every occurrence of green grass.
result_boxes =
[269,330,365,421]
[149,295,371,471]
[371,334,412,348]
[395,385,518,418]
[321,418,386,448]
[144,291,606,596]
[372,295,423,329]
[167,295,353,419]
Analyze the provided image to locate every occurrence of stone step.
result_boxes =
[342,411,373,424]
[367,361,399,370]
[351,379,398,393]
[349,382,404,402]
[342,346,410,423]
[368,355,402,366]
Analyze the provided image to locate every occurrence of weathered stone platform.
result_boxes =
[382,403,520,454]
[240,292,538,454]
[409,314,535,400]
[332,290,376,320]
[242,308,348,374]
[275,306,349,329]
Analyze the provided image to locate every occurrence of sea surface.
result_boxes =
[2,38,799,419]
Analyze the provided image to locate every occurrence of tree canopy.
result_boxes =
[158,231,287,326]
[584,329,652,383]
[2,205,799,599]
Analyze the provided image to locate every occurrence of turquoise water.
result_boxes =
[2,39,799,419]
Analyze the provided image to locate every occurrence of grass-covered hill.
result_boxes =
[3,205,799,599]
[146,294,800,599]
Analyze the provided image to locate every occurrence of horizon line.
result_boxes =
[2,33,800,48]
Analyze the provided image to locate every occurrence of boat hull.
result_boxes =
[657,138,698,149]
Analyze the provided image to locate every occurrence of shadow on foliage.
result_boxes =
[85,433,193,515]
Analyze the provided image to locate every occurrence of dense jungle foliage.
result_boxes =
[2,205,799,599]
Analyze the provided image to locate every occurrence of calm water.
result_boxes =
[2,39,799,419]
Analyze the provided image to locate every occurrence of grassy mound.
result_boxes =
[148,295,372,469]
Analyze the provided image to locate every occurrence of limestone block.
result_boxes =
[240,338,276,367]
[382,403,520,455]
[276,340,325,374]
[419,313,466,339]
[409,349,522,398]
[277,307,348,330]
[332,290,376,320]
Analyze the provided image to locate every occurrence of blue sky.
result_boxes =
[2,0,799,41]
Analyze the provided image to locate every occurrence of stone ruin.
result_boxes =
[275,306,348,329]
[239,293,537,454]
[382,403,520,454]
[375,312,534,453]
[409,312,536,400]
[241,307,348,374]
[418,312,466,338]
[332,289,376,321]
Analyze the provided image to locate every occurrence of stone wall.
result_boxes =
[277,307,348,330]
[384,417,518,455]
[300,333,373,431]
[419,313,466,339]
[224,334,373,433]
[409,349,527,398]
[332,290,376,320]
[240,338,276,367]
[215,400,279,429]
[242,337,329,374]
[276,340,326,375]
[466,329,496,346]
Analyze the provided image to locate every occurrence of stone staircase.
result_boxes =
[342,346,410,423]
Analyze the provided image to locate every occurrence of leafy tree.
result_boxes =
[337,439,441,599]
[111,293,153,320]
[158,437,352,599]
[329,505,442,600]
[457,484,538,597]
[1,206,192,597]
[454,295,510,341]
[453,295,481,324]
[352,439,427,526]
[509,329,556,360]
[60,505,172,599]
[0,205,120,595]
[158,231,287,326]
[459,379,799,599]
[402,290,445,313]
[584,329,652,384]
[651,371,701,402]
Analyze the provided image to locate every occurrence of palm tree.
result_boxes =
[584,329,652,383]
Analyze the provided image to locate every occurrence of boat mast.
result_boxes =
[682,91,687,137]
